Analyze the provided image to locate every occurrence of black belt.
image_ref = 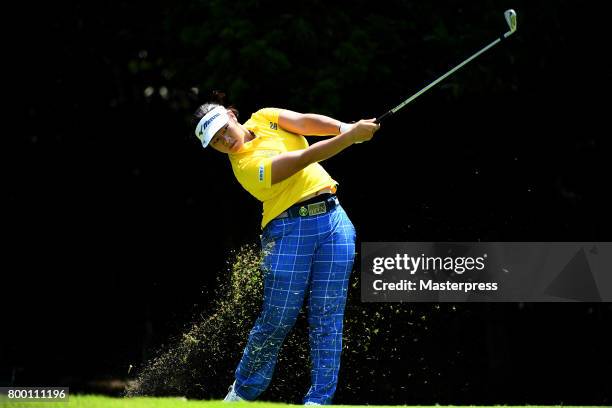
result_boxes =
[275,194,339,219]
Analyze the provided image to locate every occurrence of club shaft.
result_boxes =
[392,37,503,113]
[377,29,514,123]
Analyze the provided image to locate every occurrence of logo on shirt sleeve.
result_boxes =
[258,163,265,182]
[269,122,277,130]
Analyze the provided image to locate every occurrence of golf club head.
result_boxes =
[504,9,517,35]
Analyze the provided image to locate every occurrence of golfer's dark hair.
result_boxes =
[192,90,239,128]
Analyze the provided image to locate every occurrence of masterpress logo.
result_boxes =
[361,242,612,302]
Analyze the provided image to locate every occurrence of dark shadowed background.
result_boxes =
[5,0,611,405]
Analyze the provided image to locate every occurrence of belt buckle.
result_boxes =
[301,201,326,216]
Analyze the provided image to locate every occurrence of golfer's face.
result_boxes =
[209,119,242,154]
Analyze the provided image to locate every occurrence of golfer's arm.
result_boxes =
[271,132,354,184]
[278,109,342,136]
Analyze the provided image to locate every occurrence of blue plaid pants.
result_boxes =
[232,201,356,404]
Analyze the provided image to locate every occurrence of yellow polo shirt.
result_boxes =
[228,108,338,229]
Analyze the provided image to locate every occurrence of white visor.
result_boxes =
[195,106,229,148]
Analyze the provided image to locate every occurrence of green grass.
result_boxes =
[0,395,601,408]
[0,395,277,408]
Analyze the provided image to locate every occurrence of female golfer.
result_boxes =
[193,94,379,405]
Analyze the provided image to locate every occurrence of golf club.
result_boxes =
[375,9,517,124]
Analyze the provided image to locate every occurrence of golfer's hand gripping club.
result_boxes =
[341,119,380,144]
[348,119,380,144]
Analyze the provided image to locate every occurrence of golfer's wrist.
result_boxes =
[338,128,357,145]
[338,122,352,135]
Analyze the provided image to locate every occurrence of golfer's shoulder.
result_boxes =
[249,107,281,124]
